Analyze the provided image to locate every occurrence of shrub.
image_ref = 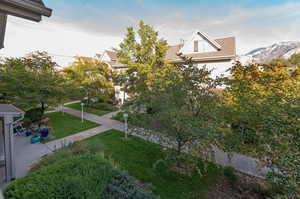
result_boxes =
[24,108,44,122]
[5,154,113,199]
[92,102,117,112]
[223,167,238,185]
[112,111,126,122]
[101,170,156,199]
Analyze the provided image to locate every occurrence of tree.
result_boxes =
[131,57,223,167]
[223,61,300,197]
[0,51,67,112]
[289,53,300,66]
[116,21,173,108]
[63,56,115,105]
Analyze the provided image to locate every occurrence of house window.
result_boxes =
[194,40,199,52]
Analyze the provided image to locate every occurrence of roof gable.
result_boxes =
[166,36,236,63]
[179,31,221,55]
[100,50,117,62]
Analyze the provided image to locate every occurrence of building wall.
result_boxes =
[195,60,233,78]
[101,52,112,62]
[179,33,217,55]
[115,85,128,104]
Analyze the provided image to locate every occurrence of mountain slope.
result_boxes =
[245,41,300,63]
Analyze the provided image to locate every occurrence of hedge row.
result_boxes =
[4,154,156,199]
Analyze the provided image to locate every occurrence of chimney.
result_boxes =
[180,39,185,46]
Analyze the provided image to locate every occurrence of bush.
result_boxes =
[223,167,238,185]
[101,170,156,199]
[112,111,126,122]
[92,102,117,112]
[5,154,113,199]
[31,142,89,172]
[24,108,44,122]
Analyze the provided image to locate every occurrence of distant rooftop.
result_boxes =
[0,104,24,116]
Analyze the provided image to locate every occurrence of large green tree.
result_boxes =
[223,61,300,198]
[0,51,67,111]
[116,21,173,107]
[130,57,223,167]
[63,56,114,105]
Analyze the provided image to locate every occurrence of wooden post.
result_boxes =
[0,13,7,49]
[4,116,15,182]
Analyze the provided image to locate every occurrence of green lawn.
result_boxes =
[37,130,220,198]
[44,112,100,141]
[66,102,117,117]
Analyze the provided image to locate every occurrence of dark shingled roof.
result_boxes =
[29,0,45,6]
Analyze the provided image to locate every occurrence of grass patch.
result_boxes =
[44,112,99,141]
[66,102,118,117]
[84,130,220,198]
[84,130,219,199]
[31,130,220,198]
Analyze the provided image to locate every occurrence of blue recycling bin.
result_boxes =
[40,128,49,138]
[31,136,41,143]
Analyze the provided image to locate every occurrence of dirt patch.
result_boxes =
[207,172,270,199]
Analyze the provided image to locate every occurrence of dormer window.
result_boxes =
[194,40,199,52]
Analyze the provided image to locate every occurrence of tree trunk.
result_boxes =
[176,140,183,168]
[41,101,45,113]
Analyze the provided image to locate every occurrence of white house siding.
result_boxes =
[101,52,112,62]
[180,34,217,55]
[114,85,128,104]
[195,60,233,78]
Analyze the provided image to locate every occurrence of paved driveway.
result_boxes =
[13,109,124,180]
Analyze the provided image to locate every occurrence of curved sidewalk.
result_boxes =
[13,108,124,181]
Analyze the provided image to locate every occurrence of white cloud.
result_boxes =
[0,16,122,66]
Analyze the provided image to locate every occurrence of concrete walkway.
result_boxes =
[13,108,124,180]
[62,107,124,131]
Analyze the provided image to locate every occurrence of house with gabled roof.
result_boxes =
[99,31,236,104]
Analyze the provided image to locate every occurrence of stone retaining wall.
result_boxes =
[128,127,270,179]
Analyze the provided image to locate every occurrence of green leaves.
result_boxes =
[223,61,300,197]
[116,20,170,105]
[63,56,115,104]
[0,51,67,110]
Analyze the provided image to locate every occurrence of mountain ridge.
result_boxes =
[245,41,300,63]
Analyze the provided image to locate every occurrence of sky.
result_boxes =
[0,0,299,66]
